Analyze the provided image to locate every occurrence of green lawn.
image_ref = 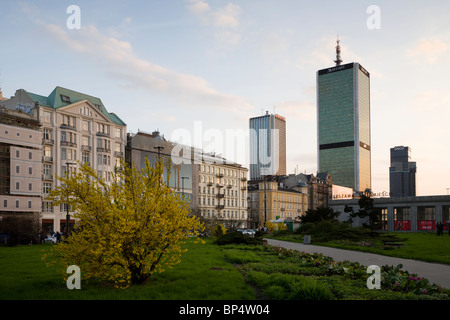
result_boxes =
[270,231,450,265]
[0,239,255,300]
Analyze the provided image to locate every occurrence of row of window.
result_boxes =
[3,198,34,209]
[200,164,246,179]
[199,197,246,207]
[201,210,246,220]
[3,130,35,140]
[199,187,244,197]
[43,113,123,139]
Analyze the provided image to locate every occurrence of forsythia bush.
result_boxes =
[43,158,204,287]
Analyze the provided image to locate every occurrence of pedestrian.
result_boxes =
[55,231,61,243]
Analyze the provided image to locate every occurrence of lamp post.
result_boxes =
[65,162,76,236]
[181,176,189,200]
[154,145,164,159]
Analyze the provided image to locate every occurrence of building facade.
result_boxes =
[330,195,450,232]
[284,172,333,210]
[390,146,416,197]
[317,43,371,192]
[2,87,127,234]
[197,152,248,229]
[126,130,249,229]
[0,106,42,242]
[249,111,286,180]
[248,178,308,228]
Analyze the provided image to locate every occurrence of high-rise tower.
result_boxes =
[249,111,286,180]
[317,39,372,192]
[389,146,416,197]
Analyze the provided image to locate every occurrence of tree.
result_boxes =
[348,193,382,230]
[44,158,204,287]
[301,207,340,223]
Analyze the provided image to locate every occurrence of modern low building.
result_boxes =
[2,87,127,233]
[330,195,450,232]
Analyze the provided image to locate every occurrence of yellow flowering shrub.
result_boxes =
[43,158,204,287]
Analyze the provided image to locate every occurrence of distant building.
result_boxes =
[284,172,333,210]
[249,111,286,180]
[389,146,416,197]
[317,39,371,192]
[248,176,308,228]
[126,130,249,229]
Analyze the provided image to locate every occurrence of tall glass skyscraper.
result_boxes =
[249,112,286,180]
[317,42,372,192]
[389,146,416,197]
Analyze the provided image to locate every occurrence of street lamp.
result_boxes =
[181,176,189,200]
[65,162,76,236]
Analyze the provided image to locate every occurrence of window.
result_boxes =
[43,164,52,175]
[28,200,32,209]
[16,200,19,208]
[16,150,19,158]
[3,199,7,208]
[16,165,20,174]
[16,182,19,190]
[42,202,53,213]
[44,145,52,157]
[28,167,32,175]
[44,111,52,123]
[29,152,32,160]
[97,123,110,135]
[62,115,75,127]
[61,95,71,103]
[115,128,121,138]
[82,120,90,131]
[43,183,52,194]
[82,152,90,164]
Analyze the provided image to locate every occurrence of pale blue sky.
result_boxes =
[1,0,450,196]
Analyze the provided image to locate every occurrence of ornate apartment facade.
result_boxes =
[195,152,248,229]
[2,87,126,234]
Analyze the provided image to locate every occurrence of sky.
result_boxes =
[1,0,450,196]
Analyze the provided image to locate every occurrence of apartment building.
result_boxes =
[196,152,248,229]
[2,87,126,233]
[0,106,42,242]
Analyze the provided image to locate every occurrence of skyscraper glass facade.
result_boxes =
[249,113,286,180]
[317,63,371,191]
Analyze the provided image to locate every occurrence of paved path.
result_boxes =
[265,239,450,289]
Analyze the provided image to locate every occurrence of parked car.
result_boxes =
[44,235,57,244]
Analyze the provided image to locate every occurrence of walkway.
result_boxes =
[265,239,450,289]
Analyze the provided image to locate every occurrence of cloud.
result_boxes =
[407,38,449,64]
[186,0,242,46]
[37,22,252,117]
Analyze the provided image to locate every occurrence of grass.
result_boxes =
[268,222,450,265]
[0,239,255,300]
[1,235,449,301]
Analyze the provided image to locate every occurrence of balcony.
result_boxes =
[43,156,53,163]
[81,145,91,152]
[227,184,232,189]
[96,132,110,138]
[42,174,53,181]
[114,151,124,158]
[60,124,76,131]
[216,173,224,178]
[241,177,247,181]
[97,147,111,153]
[42,138,54,145]
[216,193,225,199]
[61,141,77,148]
[216,183,224,188]
[216,205,225,210]
[207,182,213,187]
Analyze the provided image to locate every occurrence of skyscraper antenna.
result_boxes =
[334,36,342,66]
